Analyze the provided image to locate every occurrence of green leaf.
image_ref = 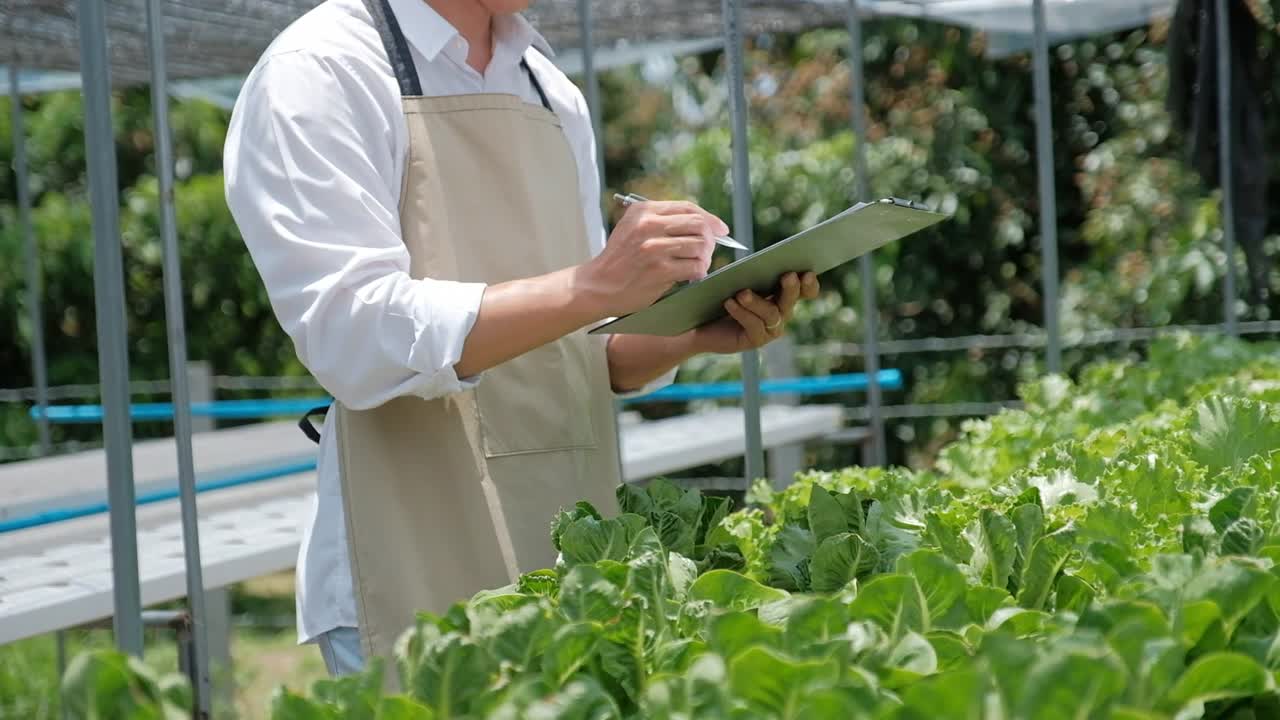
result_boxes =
[697,495,734,549]
[1183,558,1276,631]
[616,484,654,517]
[728,646,840,717]
[1106,708,1168,720]
[925,511,970,564]
[849,574,930,635]
[61,649,190,720]
[1181,516,1217,555]
[965,585,1014,624]
[1221,517,1265,556]
[887,630,938,677]
[542,622,602,688]
[667,552,698,599]
[1178,600,1224,650]
[768,524,816,591]
[896,667,986,720]
[1161,652,1271,711]
[1014,486,1044,509]
[835,489,866,536]
[810,532,879,593]
[403,634,492,718]
[516,570,559,597]
[977,631,1037,710]
[1079,600,1168,637]
[552,502,602,552]
[272,688,341,720]
[1210,487,1258,533]
[1056,574,1096,614]
[978,509,1018,590]
[705,509,771,580]
[487,676,622,720]
[985,607,1051,636]
[1017,526,1077,610]
[654,511,698,557]
[807,486,849,544]
[710,611,784,659]
[659,479,703,522]
[1190,397,1280,473]
[374,697,436,720]
[1012,503,1046,561]
[689,569,789,612]
[1016,649,1127,720]
[896,549,966,623]
[559,514,650,567]
[794,686,880,720]
[925,631,972,672]
[473,602,553,670]
[783,597,851,656]
[559,565,623,624]
[639,654,729,718]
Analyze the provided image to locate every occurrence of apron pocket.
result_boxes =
[474,332,598,457]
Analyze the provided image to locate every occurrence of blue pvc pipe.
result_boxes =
[28,372,903,421]
[7,371,903,533]
[622,370,903,403]
[30,398,332,423]
[0,458,317,534]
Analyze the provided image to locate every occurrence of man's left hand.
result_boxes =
[692,271,820,354]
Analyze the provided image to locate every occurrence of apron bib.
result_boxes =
[335,0,622,684]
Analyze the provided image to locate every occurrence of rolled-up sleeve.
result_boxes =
[224,51,485,411]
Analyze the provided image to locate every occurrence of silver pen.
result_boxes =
[613,193,749,251]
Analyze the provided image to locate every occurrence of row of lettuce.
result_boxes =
[65,335,1280,718]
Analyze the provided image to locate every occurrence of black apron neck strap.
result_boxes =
[520,56,553,112]
[364,0,423,96]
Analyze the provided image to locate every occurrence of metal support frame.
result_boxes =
[1215,0,1237,335]
[846,0,886,467]
[721,0,765,485]
[7,59,65,709]
[76,0,144,656]
[8,63,52,456]
[576,0,629,486]
[1031,0,1061,373]
[577,0,605,187]
[144,0,211,714]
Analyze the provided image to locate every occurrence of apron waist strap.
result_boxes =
[299,404,332,444]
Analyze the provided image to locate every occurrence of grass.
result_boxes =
[0,571,330,720]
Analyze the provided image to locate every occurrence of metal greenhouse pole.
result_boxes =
[76,0,144,655]
[7,64,52,457]
[1031,0,1061,373]
[144,0,212,713]
[577,0,604,185]
[845,0,886,467]
[721,0,765,484]
[1214,0,1237,336]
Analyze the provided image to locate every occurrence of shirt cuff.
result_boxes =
[403,279,487,398]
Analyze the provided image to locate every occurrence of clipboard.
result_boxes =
[590,197,949,336]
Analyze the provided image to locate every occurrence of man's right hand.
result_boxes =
[575,200,728,319]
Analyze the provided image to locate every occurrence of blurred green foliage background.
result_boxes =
[1,14,1277,468]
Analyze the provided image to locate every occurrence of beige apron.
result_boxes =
[334,0,622,682]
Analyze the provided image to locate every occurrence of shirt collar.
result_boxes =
[385,0,555,65]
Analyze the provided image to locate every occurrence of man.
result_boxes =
[223,0,818,680]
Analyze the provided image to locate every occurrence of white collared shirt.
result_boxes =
[223,0,675,645]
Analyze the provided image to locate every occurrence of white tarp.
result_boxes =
[861,0,1175,56]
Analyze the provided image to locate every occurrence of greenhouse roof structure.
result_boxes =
[3,0,1174,106]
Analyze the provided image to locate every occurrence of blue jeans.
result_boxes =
[316,626,365,677]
